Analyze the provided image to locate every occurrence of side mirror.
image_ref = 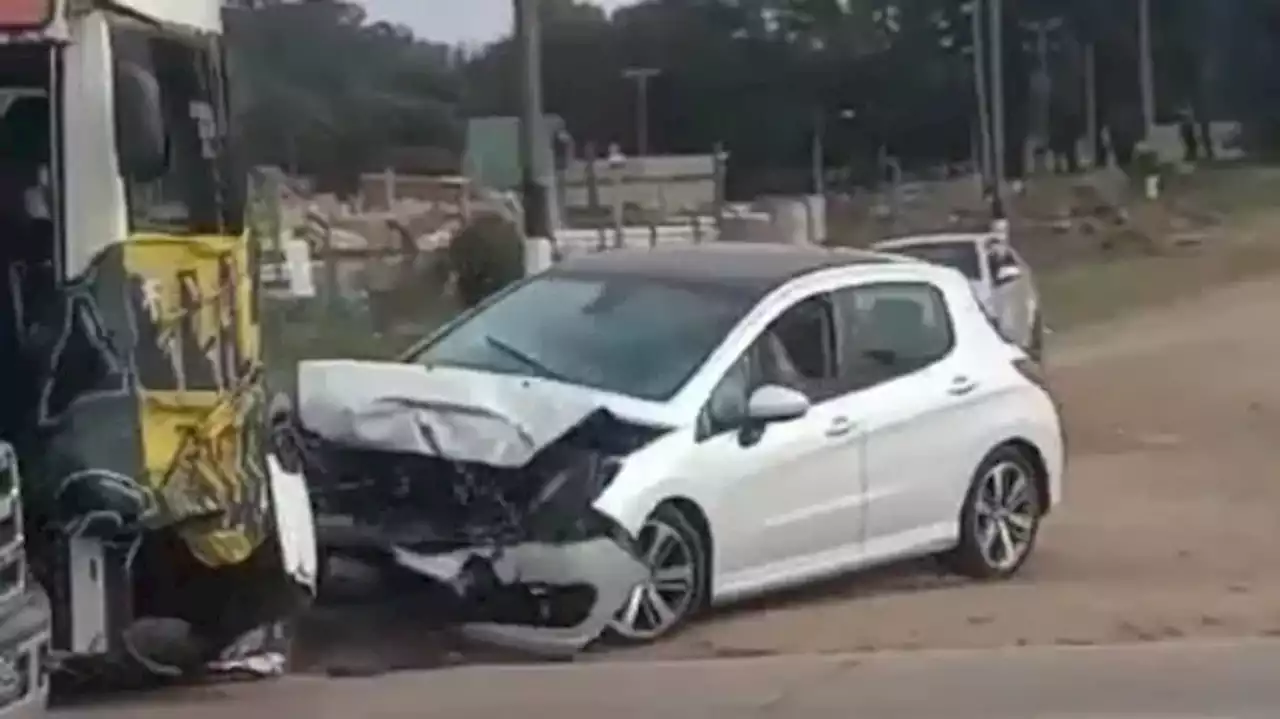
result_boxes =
[746,384,810,424]
[995,263,1022,283]
[114,61,167,182]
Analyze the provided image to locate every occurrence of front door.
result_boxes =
[690,293,865,593]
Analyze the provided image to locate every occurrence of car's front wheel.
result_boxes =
[942,446,1043,580]
[606,504,708,644]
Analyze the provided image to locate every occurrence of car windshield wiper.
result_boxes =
[484,335,572,383]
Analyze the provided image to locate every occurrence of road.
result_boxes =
[61,266,1280,715]
[56,639,1280,718]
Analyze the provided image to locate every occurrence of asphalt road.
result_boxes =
[52,638,1280,718]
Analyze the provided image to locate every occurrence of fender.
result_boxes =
[266,455,317,595]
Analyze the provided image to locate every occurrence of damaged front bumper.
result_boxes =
[394,525,645,655]
[289,361,659,656]
[313,503,648,658]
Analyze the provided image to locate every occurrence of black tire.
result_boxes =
[605,503,709,645]
[941,445,1044,580]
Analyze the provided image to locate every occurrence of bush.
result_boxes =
[1127,142,1161,180]
[447,213,526,308]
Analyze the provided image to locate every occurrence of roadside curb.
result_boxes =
[276,635,1280,680]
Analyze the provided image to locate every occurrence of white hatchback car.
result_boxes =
[873,233,1044,360]
[294,244,1065,652]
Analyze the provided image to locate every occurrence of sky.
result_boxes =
[362,0,635,46]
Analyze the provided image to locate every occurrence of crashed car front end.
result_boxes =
[281,360,664,655]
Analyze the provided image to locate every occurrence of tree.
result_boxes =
[229,0,1280,193]
[225,0,464,194]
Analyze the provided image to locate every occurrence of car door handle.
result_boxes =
[948,376,978,396]
[826,417,856,438]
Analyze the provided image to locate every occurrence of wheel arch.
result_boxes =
[651,496,715,607]
[994,437,1052,515]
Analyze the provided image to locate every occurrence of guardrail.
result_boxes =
[525,219,721,273]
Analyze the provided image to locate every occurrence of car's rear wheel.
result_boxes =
[606,504,708,644]
[942,446,1043,579]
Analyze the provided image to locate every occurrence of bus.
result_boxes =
[0,0,316,707]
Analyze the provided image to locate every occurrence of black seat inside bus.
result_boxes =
[0,95,52,441]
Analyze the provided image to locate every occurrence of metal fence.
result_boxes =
[248,169,457,393]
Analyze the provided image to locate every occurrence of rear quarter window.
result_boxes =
[835,281,955,388]
[890,243,982,280]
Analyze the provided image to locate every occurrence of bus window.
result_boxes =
[111,25,237,236]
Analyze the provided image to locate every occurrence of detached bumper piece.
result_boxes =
[389,517,646,657]
[292,360,661,657]
[312,499,648,658]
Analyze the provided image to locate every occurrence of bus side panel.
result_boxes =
[119,234,268,567]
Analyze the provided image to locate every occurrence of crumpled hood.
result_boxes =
[296,360,602,467]
[297,359,665,659]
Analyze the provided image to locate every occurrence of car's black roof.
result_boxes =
[547,243,894,294]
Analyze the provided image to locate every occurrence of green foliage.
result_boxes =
[447,214,526,309]
[226,0,1273,193]
[224,0,463,195]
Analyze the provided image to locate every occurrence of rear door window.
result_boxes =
[833,282,955,391]
[889,242,983,280]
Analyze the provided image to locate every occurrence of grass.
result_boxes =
[1027,163,1280,331]
[261,295,456,393]
[1163,162,1280,217]
[259,165,1280,377]
[1039,235,1280,331]
[265,236,1280,381]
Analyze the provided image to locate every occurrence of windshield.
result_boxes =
[410,272,754,401]
[890,242,982,280]
[112,25,239,236]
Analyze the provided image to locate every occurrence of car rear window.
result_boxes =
[890,242,982,280]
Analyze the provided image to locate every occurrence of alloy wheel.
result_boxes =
[609,515,698,641]
[973,460,1039,572]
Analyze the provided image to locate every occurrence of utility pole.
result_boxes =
[622,67,660,158]
[1084,41,1098,166]
[515,0,550,242]
[1027,18,1061,169]
[1137,0,1155,138]
[989,0,1006,218]
[810,109,855,196]
[811,109,824,197]
[970,0,993,189]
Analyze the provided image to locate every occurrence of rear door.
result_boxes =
[830,281,975,550]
